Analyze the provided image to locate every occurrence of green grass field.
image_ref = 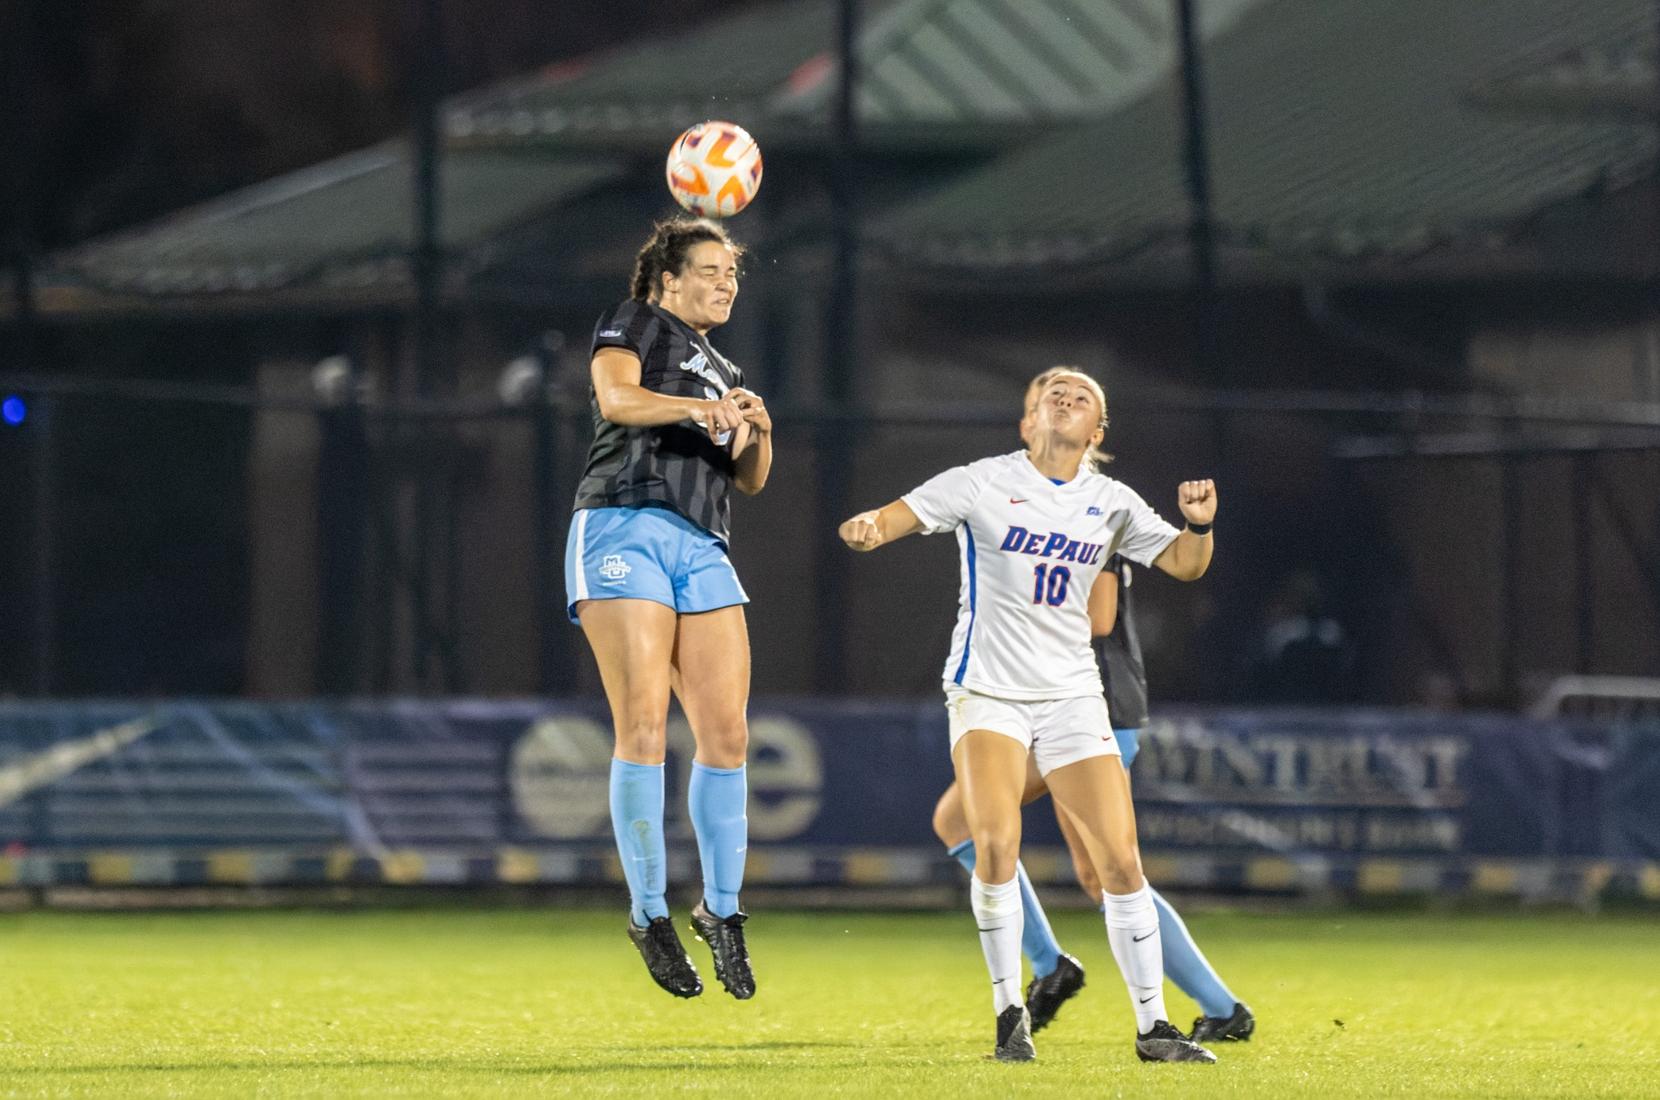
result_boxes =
[0,906,1656,1097]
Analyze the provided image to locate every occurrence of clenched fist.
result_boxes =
[839,510,883,551]
[1177,479,1217,526]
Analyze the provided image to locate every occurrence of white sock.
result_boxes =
[970,874,1024,1014]
[1104,883,1166,1033]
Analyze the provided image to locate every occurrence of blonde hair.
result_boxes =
[1022,366,1112,469]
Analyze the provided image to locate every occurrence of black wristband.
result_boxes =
[1185,522,1213,536]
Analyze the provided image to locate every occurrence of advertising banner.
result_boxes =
[1,701,1654,895]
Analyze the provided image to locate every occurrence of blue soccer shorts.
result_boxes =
[564,505,749,623]
[1114,727,1142,768]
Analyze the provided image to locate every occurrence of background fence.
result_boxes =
[4,699,1656,903]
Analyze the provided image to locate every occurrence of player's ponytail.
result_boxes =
[630,217,746,301]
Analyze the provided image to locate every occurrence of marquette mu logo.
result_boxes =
[598,554,632,584]
[678,351,726,390]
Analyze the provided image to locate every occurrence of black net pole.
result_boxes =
[534,334,567,695]
[408,0,452,691]
[1173,0,1233,688]
[1174,0,1223,394]
[814,0,861,695]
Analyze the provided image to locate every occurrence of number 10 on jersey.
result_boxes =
[1032,563,1071,606]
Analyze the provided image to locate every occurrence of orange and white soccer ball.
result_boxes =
[665,121,763,218]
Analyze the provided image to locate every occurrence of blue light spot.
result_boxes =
[0,396,24,426]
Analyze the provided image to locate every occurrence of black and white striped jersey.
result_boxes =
[572,299,746,543]
[1096,555,1150,729]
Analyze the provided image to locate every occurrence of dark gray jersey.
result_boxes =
[573,299,745,543]
[1096,555,1150,728]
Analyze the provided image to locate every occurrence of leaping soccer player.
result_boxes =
[565,216,773,1000]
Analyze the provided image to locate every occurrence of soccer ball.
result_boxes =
[665,120,763,218]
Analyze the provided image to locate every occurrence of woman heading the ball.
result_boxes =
[839,369,1218,1063]
[565,216,772,1000]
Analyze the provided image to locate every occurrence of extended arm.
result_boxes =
[1152,478,1217,581]
[838,499,925,551]
[591,347,743,438]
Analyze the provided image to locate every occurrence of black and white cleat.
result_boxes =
[1136,1019,1217,1064]
[992,1004,1036,1063]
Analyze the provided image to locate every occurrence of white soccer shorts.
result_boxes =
[944,687,1121,776]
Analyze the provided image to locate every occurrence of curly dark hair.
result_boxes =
[629,217,745,302]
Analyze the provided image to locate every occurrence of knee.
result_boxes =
[695,715,748,769]
[613,710,668,764]
[971,820,1021,880]
[932,793,968,849]
[1099,846,1144,897]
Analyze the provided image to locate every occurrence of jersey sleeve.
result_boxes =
[901,459,992,534]
[1112,486,1182,566]
[591,300,657,360]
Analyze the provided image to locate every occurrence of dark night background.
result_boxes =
[14,1,759,251]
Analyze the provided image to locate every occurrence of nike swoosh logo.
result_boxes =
[1139,994,1157,1004]
[1009,498,1028,504]
[1133,931,1158,942]
[0,717,161,808]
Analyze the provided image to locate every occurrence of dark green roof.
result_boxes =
[448,0,1266,146]
[41,0,1660,308]
[46,0,1266,306]
[880,0,1660,270]
[56,148,622,297]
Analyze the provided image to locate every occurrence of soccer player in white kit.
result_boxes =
[839,368,1219,1064]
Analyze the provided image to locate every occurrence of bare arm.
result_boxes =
[838,499,925,551]
[591,347,743,438]
[1152,478,1217,581]
[1088,569,1119,637]
[730,387,772,495]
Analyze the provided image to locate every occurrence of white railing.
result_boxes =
[1529,675,1660,721]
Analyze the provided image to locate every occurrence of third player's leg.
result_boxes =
[1054,800,1105,903]
[932,756,1050,849]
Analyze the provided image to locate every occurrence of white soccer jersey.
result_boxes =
[902,451,1181,701]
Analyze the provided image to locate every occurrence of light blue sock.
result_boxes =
[688,762,748,918]
[609,759,668,926]
[1151,886,1239,1018]
[948,839,1063,979]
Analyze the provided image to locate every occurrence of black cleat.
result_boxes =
[627,916,703,998]
[1024,952,1086,1033]
[1136,1019,1217,1064]
[992,1004,1036,1062]
[689,899,755,999]
[1192,1002,1255,1043]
